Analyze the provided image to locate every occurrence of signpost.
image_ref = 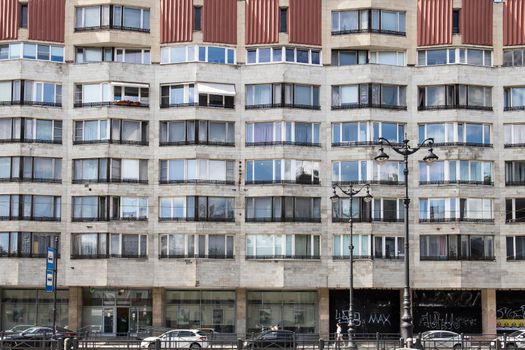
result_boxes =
[45,238,59,337]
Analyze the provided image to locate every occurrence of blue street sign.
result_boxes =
[45,270,54,292]
[47,247,55,270]
[45,246,55,293]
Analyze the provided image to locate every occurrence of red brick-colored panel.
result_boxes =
[0,0,19,40]
[289,0,321,46]
[461,0,492,46]
[245,0,279,45]
[203,0,237,44]
[161,0,193,43]
[418,0,453,46]
[504,0,525,46]
[28,0,65,43]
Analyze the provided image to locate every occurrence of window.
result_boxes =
[161,83,234,108]
[331,121,404,146]
[109,234,147,258]
[331,50,368,66]
[159,196,235,222]
[0,195,61,221]
[245,83,320,109]
[161,45,235,65]
[0,157,61,183]
[418,122,491,146]
[372,198,404,222]
[279,8,288,33]
[506,198,525,223]
[245,197,321,223]
[507,236,525,260]
[331,197,371,223]
[374,236,404,259]
[75,5,150,32]
[0,80,61,106]
[74,119,148,145]
[160,120,234,146]
[73,159,147,184]
[504,49,525,67]
[369,51,405,66]
[72,196,109,221]
[159,234,234,259]
[419,84,492,110]
[0,43,64,63]
[246,159,319,185]
[194,7,202,31]
[419,198,493,222]
[505,124,525,147]
[246,234,320,259]
[113,197,148,220]
[420,235,494,261]
[332,84,406,110]
[246,121,320,146]
[452,9,460,34]
[418,48,491,67]
[246,47,320,65]
[71,233,108,258]
[0,232,59,258]
[74,82,149,107]
[505,87,525,110]
[506,161,525,186]
[331,160,368,184]
[20,4,28,28]
[160,159,234,184]
[333,234,371,259]
[76,47,150,64]
[331,9,406,35]
[0,118,61,143]
[419,160,493,185]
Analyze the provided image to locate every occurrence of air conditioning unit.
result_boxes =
[493,0,504,3]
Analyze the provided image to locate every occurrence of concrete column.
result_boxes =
[482,289,497,335]
[319,288,330,340]
[236,288,247,337]
[152,287,166,328]
[493,2,504,67]
[68,287,83,331]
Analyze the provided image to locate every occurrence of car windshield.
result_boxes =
[509,331,524,337]
[10,325,33,332]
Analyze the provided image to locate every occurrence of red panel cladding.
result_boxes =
[28,0,65,43]
[245,0,279,45]
[289,0,321,46]
[461,0,492,46]
[418,0,453,46]
[504,0,525,46]
[0,0,19,40]
[161,0,193,43]
[203,0,237,44]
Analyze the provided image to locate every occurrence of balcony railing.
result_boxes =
[245,179,320,185]
[159,179,235,185]
[0,178,61,184]
[72,217,109,222]
[507,256,525,261]
[332,217,404,223]
[332,103,407,111]
[111,216,148,221]
[419,218,494,223]
[246,141,321,147]
[506,181,525,186]
[73,139,148,146]
[158,217,235,222]
[0,100,62,107]
[0,253,61,258]
[160,140,235,147]
[72,179,148,184]
[160,102,234,109]
[331,28,406,36]
[0,138,61,144]
[159,254,234,259]
[419,180,493,186]
[424,142,493,148]
[504,106,525,111]
[418,104,493,111]
[506,218,525,224]
[332,180,403,186]
[74,101,149,108]
[245,217,322,223]
[333,255,373,260]
[0,216,60,222]
[70,254,110,260]
[420,255,496,261]
[110,254,148,259]
[74,25,150,33]
[245,103,321,110]
[332,141,402,147]
[505,143,525,148]
[245,255,320,260]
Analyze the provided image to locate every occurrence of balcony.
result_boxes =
[160,102,234,109]
[72,179,148,185]
[245,103,320,110]
[0,100,61,107]
[160,140,235,147]
[0,138,62,145]
[73,139,148,146]
[332,28,406,36]
[331,103,406,111]
[418,104,493,112]
[74,101,149,108]
[75,25,150,34]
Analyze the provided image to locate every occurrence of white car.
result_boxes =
[492,330,525,349]
[420,330,470,349]
[140,329,208,349]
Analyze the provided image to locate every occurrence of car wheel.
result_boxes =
[148,343,155,350]
[190,343,201,350]
[453,344,462,350]
[507,343,517,350]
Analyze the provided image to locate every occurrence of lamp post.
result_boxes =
[374,137,438,345]
[331,184,373,350]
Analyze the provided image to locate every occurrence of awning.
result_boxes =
[111,82,149,88]
[197,82,236,96]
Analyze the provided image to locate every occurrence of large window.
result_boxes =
[332,121,404,146]
[506,161,525,186]
[504,124,525,147]
[0,195,61,221]
[372,198,404,222]
[420,235,494,261]
[419,198,493,222]
[419,160,493,185]
[332,160,404,185]
[159,234,234,259]
[160,159,234,184]
[418,123,491,147]
[333,234,371,259]
[0,42,64,62]
[374,236,404,259]
[71,233,109,259]
[160,120,234,146]
[161,45,235,65]
[506,198,525,223]
[112,197,148,220]
[159,196,235,222]
[507,236,525,260]
[166,291,235,333]
[75,47,150,64]
[246,47,320,65]
[74,119,148,145]
[109,234,147,258]
[505,87,525,111]
[72,196,109,222]
[75,5,150,32]
[0,157,61,183]
[245,197,321,223]
[331,9,406,35]
[0,118,62,144]
[0,80,61,107]
[246,234,320,259]
[0,232,59,258]
[503,49,525,67]
[74,82,149,107]
[73,158,148,184]
[331,197,371,223]
[418,48,492,67]
[245,122,320,146]
[160,83,235,109]
[331,50,405,66]
[418,84,492,110]
[245,83,320,110]
[331,84,406,110]
[245,159,320,185]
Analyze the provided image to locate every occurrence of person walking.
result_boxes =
[336,322,343,349]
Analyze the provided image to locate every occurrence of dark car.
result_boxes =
[0,326,76,348]
[244,330,296,350]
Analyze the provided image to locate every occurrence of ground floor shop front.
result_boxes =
[0,288,522,337]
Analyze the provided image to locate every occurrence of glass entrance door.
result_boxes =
[103,308,114,334]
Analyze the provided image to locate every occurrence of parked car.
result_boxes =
[140,329,208,349]
[420,330,469,350]
[492,330,525,349]
[0,326,76,347]
[0,325,35,339]
[244,330,296,350]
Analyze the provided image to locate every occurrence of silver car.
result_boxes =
[493,330,525,349]
[140,329,209,349]
[420,330,469,350]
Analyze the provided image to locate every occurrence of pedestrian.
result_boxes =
[336,323,343,341]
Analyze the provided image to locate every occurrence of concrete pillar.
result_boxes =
[68,287,83,331]
[152,287,166,328]
[493,2,504,67]
[482,289,497,335]
[236,288,247,337]
[319,288,330,340]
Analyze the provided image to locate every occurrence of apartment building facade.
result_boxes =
[0,0,525,337]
